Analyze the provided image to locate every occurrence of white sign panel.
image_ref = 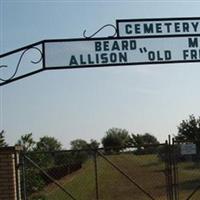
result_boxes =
[117,18,200,37]
[44,37,200,68]
[181,143,197,155]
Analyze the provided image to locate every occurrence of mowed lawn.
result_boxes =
[177,161,200,200]
[35,154,200,200]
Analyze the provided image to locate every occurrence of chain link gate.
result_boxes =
[19,143,177,200]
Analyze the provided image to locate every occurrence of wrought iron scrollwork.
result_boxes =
[0,46,43,82]
[83,24,117,38]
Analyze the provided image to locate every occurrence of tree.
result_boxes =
[17,133,35,151]
[102,128,131,152]
[70,139,88,150]
[131,134,143,146]
[0,130,7,147]
[33,136,62,168]
[131,134,144,153]
[35,136,62,151]
[131,133,159,154]
[88,139,100,150]
[70,139,89,163]
[142,133,159,145]
[131,133,159,145]
[176,115,200,141]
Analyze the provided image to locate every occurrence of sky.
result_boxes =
[1,0,200,148]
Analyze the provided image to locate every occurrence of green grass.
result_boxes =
[32,154,200,200]
[40,159,96,200]
[177,161,200,200]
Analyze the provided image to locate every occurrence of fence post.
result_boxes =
[0,146,23,200]
[165,136,174,200]
[93,149,99,200]
[172,138,179,200]
[165,140,170,200]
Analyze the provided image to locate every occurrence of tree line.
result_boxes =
[0,128,159,152]
[1,114,200,151]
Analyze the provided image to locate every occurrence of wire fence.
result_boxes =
[20,144,171,200]
[19,142,200,200]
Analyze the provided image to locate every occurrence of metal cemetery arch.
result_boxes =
[1,17,200,86]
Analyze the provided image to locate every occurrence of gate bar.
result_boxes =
[185,183,200,200]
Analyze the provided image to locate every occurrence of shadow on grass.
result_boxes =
[179,179,200,190]
[183,163,200,170]
[140,161,161,167]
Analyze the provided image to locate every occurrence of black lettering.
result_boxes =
[188,38,198,48]
[96,54,99,64]
[112,41,120,51]
[101,53,108,63]
[191,22,199,32]
[143,23,154,33]
[119,52,127,62]
[165,51,171,60]
[183,50,189,60]
[125,24,132,34]
[121,40,128,50]
[103,41,109,51]
[130,40,136,50]
[191,49,197,59]
[183,23,189,32]
[95,42,101,51]
[157,51,163,61]
[69,55,78,66]
[156,23,162,33]
[148,51,155,61]
[174,22,181,32]
[110,53,117,63]
[164,23,172,33]
[88,54,94,64]
[135,24,141,34]
[80,55,86,64]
